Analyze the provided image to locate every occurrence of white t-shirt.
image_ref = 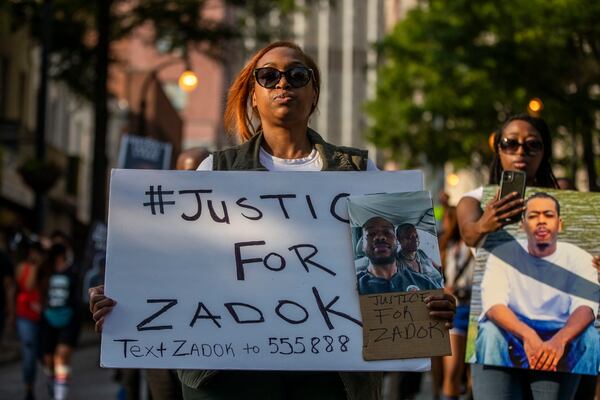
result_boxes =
[197,149,379,171]
[481,239,599,323]
[459,186,484,255]
[462,186,483,201]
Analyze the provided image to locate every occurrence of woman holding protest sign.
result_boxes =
[90,41,457,400]
[456,115,600,400]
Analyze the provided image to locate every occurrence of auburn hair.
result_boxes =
[224,41,321,142]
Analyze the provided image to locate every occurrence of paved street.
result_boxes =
[0,344,119,400]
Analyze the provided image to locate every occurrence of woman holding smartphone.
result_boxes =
[457,114,557,249]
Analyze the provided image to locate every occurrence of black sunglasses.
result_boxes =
[498,137,544,155]
[253,66,313,89]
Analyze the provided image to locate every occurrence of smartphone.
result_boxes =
[499,170,526,224]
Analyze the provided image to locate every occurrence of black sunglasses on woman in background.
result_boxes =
[498,137,544,156]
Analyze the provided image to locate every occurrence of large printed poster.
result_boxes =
[101,169,435,371]
[466,188,600,375]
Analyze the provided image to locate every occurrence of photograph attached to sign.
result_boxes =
[348,192,443,294]
[347,191,450,360]
[466,188,600,375]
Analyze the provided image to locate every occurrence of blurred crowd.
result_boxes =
[1,230,82,400]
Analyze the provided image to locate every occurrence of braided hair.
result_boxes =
[489,114,558,188]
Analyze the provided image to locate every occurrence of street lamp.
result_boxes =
[138,58,198,136]
[446,173,460,187]
[528,98,543,116]
[178,70,199,92]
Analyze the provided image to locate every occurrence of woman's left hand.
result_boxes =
[425,293,456,329]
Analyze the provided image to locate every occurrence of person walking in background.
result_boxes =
[1,237,15,344]
[438,206,474,400]
[15,240,45,400]
[40,243,81,400]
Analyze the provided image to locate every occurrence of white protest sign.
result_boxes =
[102,170,431,371]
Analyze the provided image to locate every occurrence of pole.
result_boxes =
[137,70,158,137]
[91,0,112,222]
[33,0,52,233]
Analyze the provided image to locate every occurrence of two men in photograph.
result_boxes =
[357,217,443,294]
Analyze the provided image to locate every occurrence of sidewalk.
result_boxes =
[0,320,100,366]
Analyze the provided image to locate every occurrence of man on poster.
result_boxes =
[477,192,599,374]
[396,223,444,288]
[357,217,441,295]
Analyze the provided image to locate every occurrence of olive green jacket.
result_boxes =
[211,128,368,171]
[178,129,381,400]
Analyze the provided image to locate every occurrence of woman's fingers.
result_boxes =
[425,294,456,308]
[92,297,116,314]
[89,284,116,334]
[495,197,524,214]
[428,310,455,320]
[425,294,455,327]
[92,302,114,321]
[428,310,455,329]
[92,303,115,333]
[88,285,105,313]
[95,316,105,333]
[493,191,520,207]
[426,300,454,310]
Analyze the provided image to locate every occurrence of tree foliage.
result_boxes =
[4,0,307,99]
[367,0,600,189]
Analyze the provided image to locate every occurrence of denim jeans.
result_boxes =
[476,317,599,374]
[16,317,40,385]
[471,363,581,400]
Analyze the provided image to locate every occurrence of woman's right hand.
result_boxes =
[477,191,525,235]
[89,285,116,333]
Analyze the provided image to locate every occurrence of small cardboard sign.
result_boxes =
[347,192,451,360]
[360,290,450,360]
